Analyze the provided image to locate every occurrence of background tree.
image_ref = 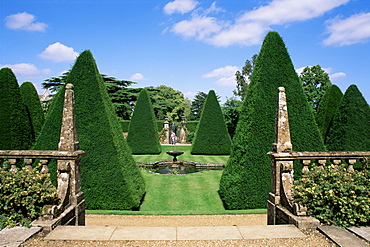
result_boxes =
[326,84,370,151]
[189,91,208,120]
[191,90,231,155]
[222,97,242,139]
[33,50,145,210]
[299,65,332,112]
[315,84,343,141]
[42,71,136,118]
[149,85,191,121]
[20,81,45,141]
[126,89,162,154]
[219,32,325,210]
[0,68,33,150]
[233,54,257,101]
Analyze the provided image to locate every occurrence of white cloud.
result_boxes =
[324,12,370,46]
[38,42,79,62]
[5,12,47,32]
[203,66,239,87]
[166,0,348,47]
[0,63,51,79]
[238,0,349,25]
[202,65,239,78]
[129,73,147,81]
[214,76,236,87]
[172,15,222,40]
[330,72,346,81]
[164,0,198,15]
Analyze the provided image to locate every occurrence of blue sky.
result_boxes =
[1,0,370,103]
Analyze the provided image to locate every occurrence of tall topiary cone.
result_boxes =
[315,84,343,142]
[20,81,45,141]
[0,68,33,150]
[126,89,161,154]
[191,90,231,155]
[33,50,145,210]
[219,31,325,209]
[326,84,370,151]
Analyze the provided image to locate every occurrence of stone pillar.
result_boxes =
[268,87,293,225]
[163,118,170,144]
[178,116,187,143]
[57,83,85,226]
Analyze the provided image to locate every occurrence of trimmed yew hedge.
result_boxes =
[33,50,145,210]
[219,32,325,209]
[0,68,33,150]
[315,84,343,142]
[191,90,231,155]
[326,84,370,151]
[20,82,45,141]
[127,89,161,154]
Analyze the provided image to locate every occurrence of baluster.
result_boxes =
[40,159,50,173]
[301,160,311,174]
[8,159,18,173]
[24,158,33,172]
[317,159,326,170]
[346,159,356,172]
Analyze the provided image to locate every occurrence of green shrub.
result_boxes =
[119,120,131,132]
[0,68,33,150]
[185,121,199,133]
[191,90,231,155]
[315,84,343,142]
[33,50,145,210]
[293,163,370,227]
[157,120,165,132]
[20,82,45,141]
[127,89,161,154]
[219,32,325,209]
[0,163,59,228]
[326,84,370,151]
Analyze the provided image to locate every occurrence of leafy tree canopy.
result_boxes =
[233,54,257,101]
[299,65,332,112]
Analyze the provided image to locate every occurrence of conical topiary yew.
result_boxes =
[326,84,370,151]
[20,81,45,141]
[33,50,145,210]
[0,68,33,150]
[191,90,231,155]
[219,31,325,209]
[126,89,161,154]
[315,84,343,142]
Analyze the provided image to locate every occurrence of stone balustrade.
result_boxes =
[267,87,369,229]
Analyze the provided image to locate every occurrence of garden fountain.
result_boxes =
[166,150,184,162]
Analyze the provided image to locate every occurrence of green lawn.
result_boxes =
[87,170,266,215]
[87,146,266,215]
[133,145,229,163]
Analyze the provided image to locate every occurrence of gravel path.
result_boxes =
[22,214,336,247]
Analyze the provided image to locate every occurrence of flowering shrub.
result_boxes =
[293,163,370,227]
[0,162,59,228]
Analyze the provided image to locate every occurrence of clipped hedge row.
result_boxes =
[185,121,199,133]
[191,90,231,155]
[120,120,165,133]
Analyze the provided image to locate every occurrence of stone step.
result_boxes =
[318,225,369,247]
